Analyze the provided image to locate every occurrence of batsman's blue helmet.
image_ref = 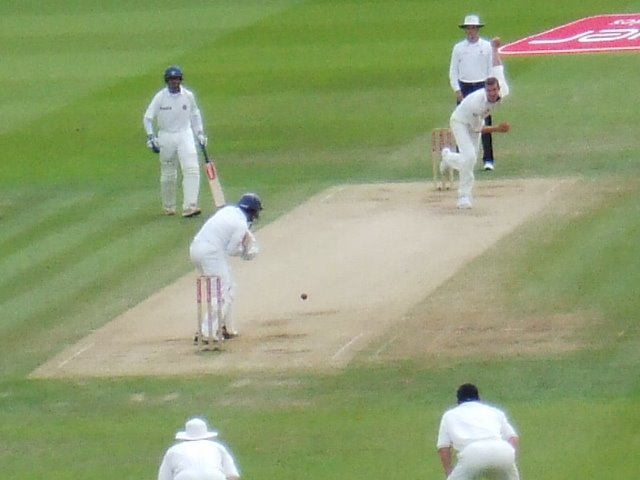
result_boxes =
[238,193,263,222]
[164,66,183,82]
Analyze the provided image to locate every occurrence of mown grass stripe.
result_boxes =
[0,191,103,257]
[0,196,160,304]
[0,191,180,325]
[0,216,195,376]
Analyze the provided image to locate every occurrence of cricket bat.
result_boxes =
[199,144,226,208]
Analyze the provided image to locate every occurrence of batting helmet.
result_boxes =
[164,65,183,83]
[238,193,263,223]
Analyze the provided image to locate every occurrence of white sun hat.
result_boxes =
[459,14,484,28]
[175,418,219,441]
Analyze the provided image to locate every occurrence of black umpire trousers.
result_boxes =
[458,80,494,163]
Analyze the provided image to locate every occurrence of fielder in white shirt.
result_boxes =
[441,37,511,209]
[158,417,240,480]
[144,66,209,218]
[189,193,262,341]
[437,384,520,480]
[449,14,498,171]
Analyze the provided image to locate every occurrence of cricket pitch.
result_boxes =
[31,178,578,378]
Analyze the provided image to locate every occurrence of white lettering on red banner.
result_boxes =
[499,14,640,56]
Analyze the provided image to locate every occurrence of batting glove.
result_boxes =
[197,132,208,147]
[146,134,160,153]
[241,244,259,261]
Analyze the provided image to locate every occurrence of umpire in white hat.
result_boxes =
[157,417,241,480]
[448,14,498,171]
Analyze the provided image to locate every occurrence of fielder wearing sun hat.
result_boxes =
[459,14,484,28]
[175,417,219,441]
[159,417,241,480]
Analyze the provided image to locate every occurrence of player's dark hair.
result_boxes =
[457,383,480,403]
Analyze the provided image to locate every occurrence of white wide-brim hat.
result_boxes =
[175,418,219,441]
[459,14,484,28]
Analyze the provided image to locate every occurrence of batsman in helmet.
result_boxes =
[189,193,263,341]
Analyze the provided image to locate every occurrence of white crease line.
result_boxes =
[322,186,345,203]
[57,343,94,369]
[332,332,364,360]
[373,331,403,358]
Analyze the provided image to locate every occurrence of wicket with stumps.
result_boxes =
[431,128,456,190]
[195,275,224,350]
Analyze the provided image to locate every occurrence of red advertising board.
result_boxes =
[499,14,640,56]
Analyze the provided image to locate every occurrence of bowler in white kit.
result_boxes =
[441,38,511,209]
[144,66,209,218]
[437,383,520,480]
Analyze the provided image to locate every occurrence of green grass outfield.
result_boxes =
[1,0,639,478]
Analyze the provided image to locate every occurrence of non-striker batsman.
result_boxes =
[143,66,209,218]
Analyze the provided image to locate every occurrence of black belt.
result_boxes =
[459,81,485,88]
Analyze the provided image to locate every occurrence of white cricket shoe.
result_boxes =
[457,195,473,209]
[182,207,202,218]
[483,161,495,171]
[440,148,452,174]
